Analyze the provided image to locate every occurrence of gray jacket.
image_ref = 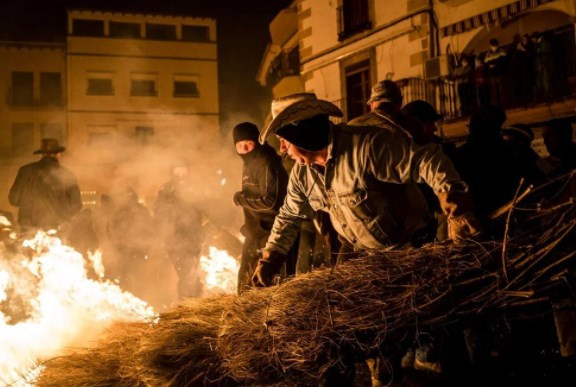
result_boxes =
[265,122,465,254]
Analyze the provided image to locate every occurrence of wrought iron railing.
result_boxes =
[267,46,300,86]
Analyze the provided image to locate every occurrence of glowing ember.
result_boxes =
[199,246,239,294]
[0,231,156,385]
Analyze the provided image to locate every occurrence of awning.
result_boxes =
[441,0,558,37]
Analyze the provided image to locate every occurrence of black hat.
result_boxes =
[233,122,260,143]
[276,115,331,152]
[34,138,66,154]
[401,100,443,122]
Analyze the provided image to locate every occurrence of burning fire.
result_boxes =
[0,230,156,385]
[199,246,240,294]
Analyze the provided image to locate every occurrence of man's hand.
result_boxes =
[448,212,482,244]
[251,250,285,287]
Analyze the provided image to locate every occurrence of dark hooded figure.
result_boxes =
[233,122,288,293]
[9,138,82,231]
[452,106,525,232]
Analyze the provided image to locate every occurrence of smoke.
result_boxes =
[52,111,258,310]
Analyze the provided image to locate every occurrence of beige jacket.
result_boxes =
[265,121,466,254]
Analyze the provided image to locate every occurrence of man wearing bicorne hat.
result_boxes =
[9,138,82,231]
[252,92,481,288]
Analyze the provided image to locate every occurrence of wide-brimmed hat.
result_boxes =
[259,93,343,144]
[33,138,66,154]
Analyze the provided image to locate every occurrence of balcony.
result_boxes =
[267,47,300,87]
[337,0,372,41]
[6,91,64,108]
[396,76,576,138]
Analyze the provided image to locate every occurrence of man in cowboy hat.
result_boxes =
[252,92,480,287]
[9,138,82,231]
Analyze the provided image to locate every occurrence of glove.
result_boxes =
[437,190,473,217]
[251,250,285,287]
[448,211,482,244]
[233,191,243,206]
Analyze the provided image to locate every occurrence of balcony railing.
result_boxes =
[397,73,576,122]
[267,47,300,86]
[6,92,64,108]
[337,0,372,41]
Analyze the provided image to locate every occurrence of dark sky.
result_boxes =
[0,0,292,133]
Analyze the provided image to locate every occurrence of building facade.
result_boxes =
[265,0,576,137]
[0,9,219,213]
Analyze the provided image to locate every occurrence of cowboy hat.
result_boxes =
[33,138,66,154]
[259,93,343,144]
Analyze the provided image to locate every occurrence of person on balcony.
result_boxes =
[532,32,554,102]
[484,38,508,107]
[510,34,534,106]
[452,55,477,116]
[475,56,490,107]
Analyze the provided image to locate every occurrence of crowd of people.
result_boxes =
[452,32,561,116]
[3,75,576,385]
[231,81,576,385]
[6,142,207,300]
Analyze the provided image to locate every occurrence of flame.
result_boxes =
[199,246,239,294]
[87,249,105,279]
[0,231,156,385]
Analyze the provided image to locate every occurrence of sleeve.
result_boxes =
[235,161,286,215]
[68,179,83,216]
[8,168,25,207]
[367,130,466,195]
[263,167,309,256]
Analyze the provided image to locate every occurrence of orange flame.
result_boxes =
[0,231,156,385]
[199,246,239,294]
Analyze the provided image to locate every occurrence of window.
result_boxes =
[345,60,371,120]
[173,74,199,97]
[182,25,210,42]
[131,73,157,97]
[11,123,34,156]
[41,123,64,144]
[73,19,105,37]
[109,21,141,39]
[11,72,33,106]
[40,72,62,106]
[338,0,371,41]
[135,126,154,145]
[146,23,176,40]
[88,132,113,147]
[86,72,114,96]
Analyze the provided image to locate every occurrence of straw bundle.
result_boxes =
[37,173,576,386]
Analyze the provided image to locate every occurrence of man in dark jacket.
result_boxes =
[155,159,205,298]
[9,138,82,231]
[233,122,288,293]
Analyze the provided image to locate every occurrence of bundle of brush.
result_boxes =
[36,172,576,386]
[217,172,576,384]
